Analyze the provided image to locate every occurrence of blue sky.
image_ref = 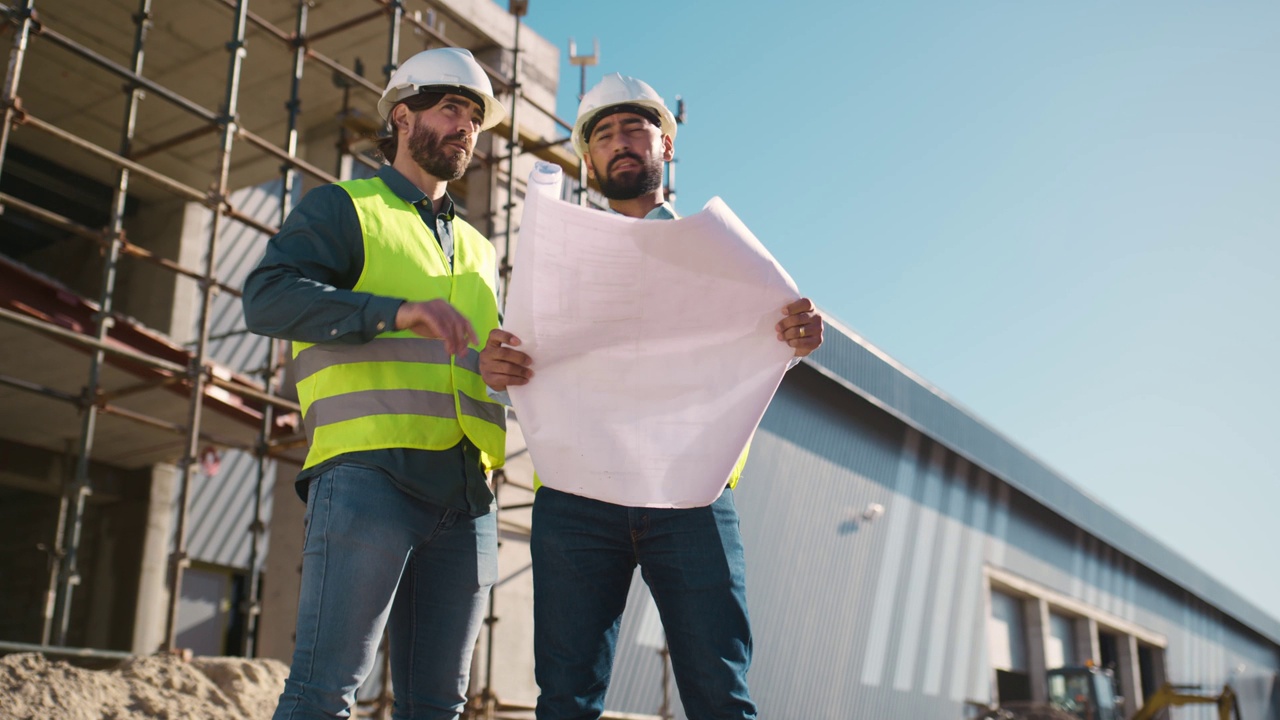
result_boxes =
[521,2,1280,628]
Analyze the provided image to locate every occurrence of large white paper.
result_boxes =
[505,163,799,508]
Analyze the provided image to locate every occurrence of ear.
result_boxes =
[661,134,674,163]
[390,103,411,128]
[583,153,597,181]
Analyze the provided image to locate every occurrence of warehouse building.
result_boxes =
[0,1,1275,718]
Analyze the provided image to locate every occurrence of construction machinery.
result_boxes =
[1130,683,1242,720]
[973,665,1242,720]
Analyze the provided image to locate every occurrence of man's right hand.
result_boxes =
[479,329,534,391]
[395,300,477,357]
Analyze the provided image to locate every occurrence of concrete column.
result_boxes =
[131,463,177,654]
[1025,597,1051,702]
[257,460,306,662]
[116,197,203,342]
[1075,616,1100,665]
[1115,634,1144,711]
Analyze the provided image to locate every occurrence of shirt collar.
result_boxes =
[607,201,680,221]
[377,164,456,219]
[645,202,679,220]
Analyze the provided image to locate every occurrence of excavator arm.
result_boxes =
[1128,683,1239,720]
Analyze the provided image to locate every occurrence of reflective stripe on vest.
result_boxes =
[292,176,506,471]
[293,337,480,383]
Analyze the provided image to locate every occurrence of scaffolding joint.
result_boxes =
[130,10,153,29]
[4,5,38,29]
[184,358,211,384]
[3,95,28,124]
[36,541,66,562]
[205,188,228,211]
[76,383,99,413]
[89,310,117,332]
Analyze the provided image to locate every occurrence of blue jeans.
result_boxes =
[531,487,756,720]
[273,463,497,720]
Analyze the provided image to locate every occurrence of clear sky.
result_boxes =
[520,2,1280,627]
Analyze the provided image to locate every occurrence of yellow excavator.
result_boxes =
[974,665,1242,720]
[1130,681,1241,720]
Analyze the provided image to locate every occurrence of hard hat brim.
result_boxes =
[571,98,677,159]
[377,84,508,131]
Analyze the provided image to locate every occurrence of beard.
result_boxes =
[407,121,472,181]
[598,153,664,200]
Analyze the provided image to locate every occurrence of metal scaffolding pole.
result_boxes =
[1,0,57,643]
[50,0,154,647]
[383,0,402,83]
[0,0,35,186]
[498,5,523,309]
[568,38,598,206]
[472,8,526,716]
[238,0,309,659]
[163,0,250,652]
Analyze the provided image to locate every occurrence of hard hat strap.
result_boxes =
[583,103,662,144]
[414,84,487,122]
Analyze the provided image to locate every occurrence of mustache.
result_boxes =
[440,132,470,148]
[608,152,644,172]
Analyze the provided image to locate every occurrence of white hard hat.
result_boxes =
[571,73,677,159]
[378,47,507,131]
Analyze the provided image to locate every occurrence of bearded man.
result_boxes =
[243,47,509,720]
[478,74,824,720]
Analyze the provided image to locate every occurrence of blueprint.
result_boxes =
[505,162,800,508]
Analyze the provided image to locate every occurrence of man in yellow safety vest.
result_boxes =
[243,47,508,720]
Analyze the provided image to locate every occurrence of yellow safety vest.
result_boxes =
[291,177,506,472]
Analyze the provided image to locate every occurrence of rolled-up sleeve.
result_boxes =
[243,184,403,345]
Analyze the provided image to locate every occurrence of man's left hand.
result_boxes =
[777,298,824,357]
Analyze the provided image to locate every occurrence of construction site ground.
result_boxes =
[0,652,289,720]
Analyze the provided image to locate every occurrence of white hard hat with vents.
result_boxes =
[378,47,507,131]
[571,73,677,159]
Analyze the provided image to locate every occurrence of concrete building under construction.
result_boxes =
[0,1,1276,719]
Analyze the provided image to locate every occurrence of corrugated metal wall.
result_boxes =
[603,365,1279,719]
[179,179,289,570]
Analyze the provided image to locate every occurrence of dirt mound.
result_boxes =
[0,652,289,720]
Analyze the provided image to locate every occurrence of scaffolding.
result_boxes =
[0,0,605,717]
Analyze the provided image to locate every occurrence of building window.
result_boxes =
[1047,612,1077,669]
[989,589,1031,702]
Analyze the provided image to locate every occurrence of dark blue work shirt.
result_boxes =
[243,165,493,515]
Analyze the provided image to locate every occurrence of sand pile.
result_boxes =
[0,652,290,720]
